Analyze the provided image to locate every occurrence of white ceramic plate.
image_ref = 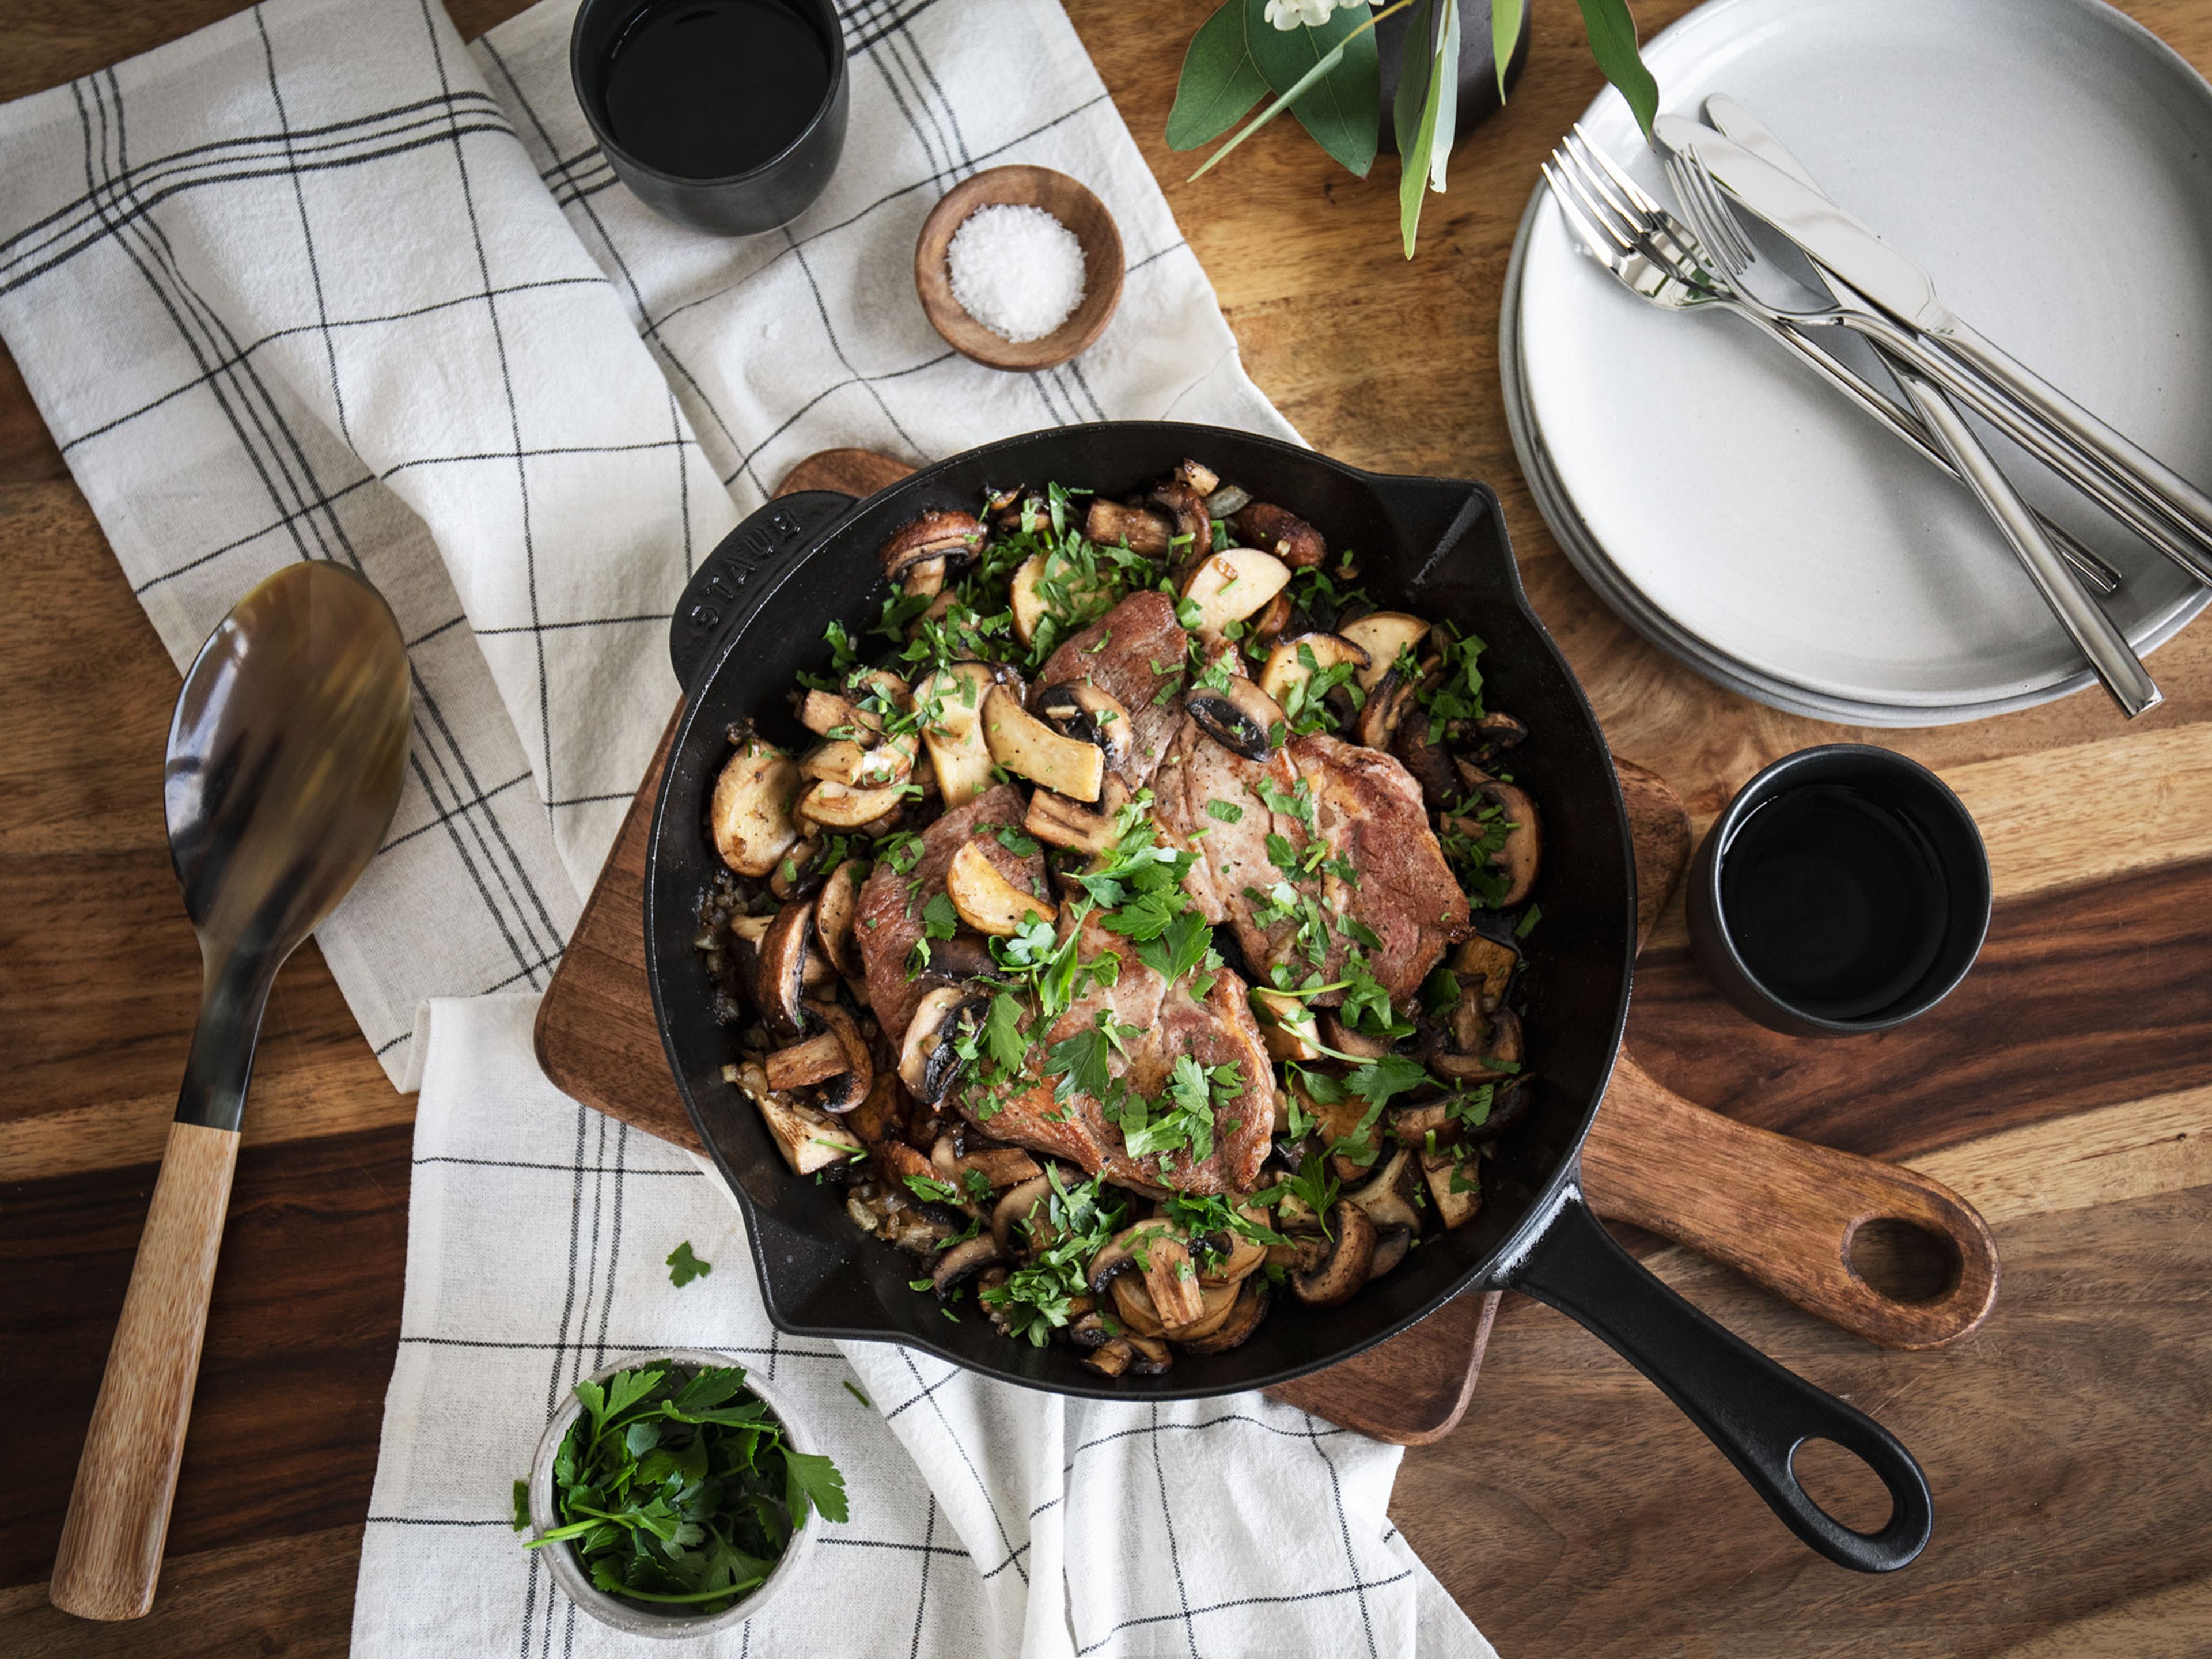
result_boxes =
[1503,0,2212,724]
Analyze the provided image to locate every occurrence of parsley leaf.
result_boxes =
[921,891,960,941]
[665,1241,711,1287]
[1132,908,1215,985]
[1204,798,1243,824]
[1046,1024,1115,1104]
[983,993,1029,1074]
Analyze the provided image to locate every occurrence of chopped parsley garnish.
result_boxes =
[665,1241,711,1287]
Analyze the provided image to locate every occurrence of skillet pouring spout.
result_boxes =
[1504,1184,1933,1573]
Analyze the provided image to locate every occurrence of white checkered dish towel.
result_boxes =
[0,0,1494,1653]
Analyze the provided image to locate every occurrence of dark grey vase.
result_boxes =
[1374,0,1534,153]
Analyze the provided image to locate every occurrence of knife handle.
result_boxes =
[1580,1055,1999,1351]
[1892,365,2161,718]
[1944,318,2212,552]
[49,1121,238,1621]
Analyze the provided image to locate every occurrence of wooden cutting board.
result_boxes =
[531,448,1687,1442]
[531,450,1986,1442]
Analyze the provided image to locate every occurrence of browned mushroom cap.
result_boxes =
[1175,458,1220,497]
[1355,658,1433,751]
[1248,589,1293,646]
[1185,675,1286,763]
[1426,983,1495,1084]
[1422,1145,1482,1229]
[1147,479,1213,562]
[808,999,874,1113]
[1024,777,1131,855]
[921,930,1020,989]
[1229,501,1327,568]
[1317,1009,1393,1061]
[1125,1335,1175,1375]
[880,510,983,581]
[1069,1310,1116,1351]
[1085,498,1173,556]
[1392,717,1458,813]
[710,728,801,878]
[753,900,815,1042]
[991,1173,1054,1255]
[1289,1200,1377,1306]
[1450,930,1520,1012]
[1086,1219,1179,1298]
[1174,1275,1271,1355]
[897,984,986,1105]
[1476,781,1541,908]
[1082,1337,1134,1377]
[931,1233,1006,1297]
[1368,1224,1412,1281]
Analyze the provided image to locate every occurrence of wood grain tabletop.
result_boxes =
[4,0,2210,1653]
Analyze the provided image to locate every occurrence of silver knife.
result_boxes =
[1653,112,2212,556]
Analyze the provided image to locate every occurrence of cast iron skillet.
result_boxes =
[645,422,1932,1573]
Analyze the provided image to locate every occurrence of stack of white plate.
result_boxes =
[1499,0,2212,725]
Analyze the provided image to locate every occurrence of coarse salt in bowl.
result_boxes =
[945,203,1088,343]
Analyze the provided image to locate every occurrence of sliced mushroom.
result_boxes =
[879,509,983,582]
[991,1173,1054,1255]
[800,730,915,789]
[1158,1281,1242,1342]
[897,985,986,1105]
[709,730,801,878]
[753,901,814,1041]
[1250,988,1322,1063]
[1087,1221,1173,1298]
[1337,612,1430,692]
[1476,710,1529,747]
[1290,1200,1378,1306]
[843,1069,903,1145]
[1247,589,1293,645]
[1083,1338,1134,1378]
[1139,1234,1207,1329]
[901,556,946,600]
[764,1029,847,1092]
[1317,1010,1393,1061]
[1345,1149,1422,1235]
[1035,681,1134,776]
[1355,660,1431,752]
[768,838,824,903]
[1148,479,1213,565]
[931,1233,1006,1297]
[1185,675,1286,764]
[1109,1274,1166,1338]
[1176,458,1221,497]
[1193,1215,1268,1286]
[1009,550,1110,650]
[946,840,1057,937]
[1229,501,1327,569]
[1368,1225,1412,1281]
[915,660,998,810]
[1422,1146,1482,1229]
[955,1146,1043,1190]
[1175,1275,1270,1354]
[1392,715,1459,813]
[815,858,865,976]
[1256,632,1371,713]
[1478,781,1542,908]
[797,778,907,832]
[728,1061,863,1176]
[1085,497,1172,556]
[982,683,1104,801]
[1068,1309,1115,1351]
[1125,1336,1174,1375]
[922,930,1019,988]
[1023,777,1130,854]
[808,999,874,1114]
[1450,931,1520,1011]
[798,688,883,743]
[1179,547,1293,633]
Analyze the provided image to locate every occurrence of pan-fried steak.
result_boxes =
[1156,726,1470,1009]
[855,784,1048,1044]
[1030,590,1188,790]
[959,911,1275,1195]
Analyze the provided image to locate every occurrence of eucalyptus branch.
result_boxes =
[1188,0,1418,182]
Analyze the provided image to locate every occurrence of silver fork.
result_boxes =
[1542,132,2122,596]
[1665,147,2160,718]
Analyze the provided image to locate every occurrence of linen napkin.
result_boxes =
[0,0,1294,1090]
[362,995,1493,1658]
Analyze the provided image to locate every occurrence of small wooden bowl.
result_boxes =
[915,165,1123,372]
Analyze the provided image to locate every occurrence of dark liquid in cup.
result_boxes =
[603,0,831,180]
[1719,783,1949,1022]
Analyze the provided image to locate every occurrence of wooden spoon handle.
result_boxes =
[1580,1054,1999,1351]
[50,1120,238,1620]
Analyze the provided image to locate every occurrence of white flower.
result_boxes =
[1263,0,1346,28]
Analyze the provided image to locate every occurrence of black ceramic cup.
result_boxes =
[1687,745,1991,1037]
[570,0,849,237]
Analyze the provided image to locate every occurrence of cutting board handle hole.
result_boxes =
[1846,1216,1962,1305]
[1788,1436,1896,1535]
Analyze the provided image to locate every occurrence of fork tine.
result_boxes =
[1672,154,1753,273]
[1540,161,1624,267]
[1571,123,1667,218]
[1549,148,1642,256]
[1560,131,1645,232]
[1560,137,1713,283]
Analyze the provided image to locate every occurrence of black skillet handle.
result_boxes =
[1503,1186,1934,1573]
[668,490,857,687]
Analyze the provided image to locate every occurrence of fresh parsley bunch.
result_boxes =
[518,1364,847,1615]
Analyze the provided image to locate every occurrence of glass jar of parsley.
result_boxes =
[518,1349,847,1638]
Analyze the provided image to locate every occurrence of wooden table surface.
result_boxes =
[5,0,2211,1652]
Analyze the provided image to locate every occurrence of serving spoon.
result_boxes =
[49,562,411,1622]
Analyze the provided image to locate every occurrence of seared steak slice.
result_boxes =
[855,784,1048,1044]
[1030,590,1188,790]
[1156,726,1470,1009]
[957,910,1275,1196]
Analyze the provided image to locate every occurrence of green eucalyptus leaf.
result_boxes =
[1426,0,1461,192]
[1393,0,1446,256]
[1190,0,1414,181]
[1167,0,1269,151]
[1573,0,1660,135]
[1248,4,1380,179]
[1491,0,1525,99]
